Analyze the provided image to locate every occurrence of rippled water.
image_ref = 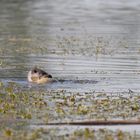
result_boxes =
[1,0,140,137]
[0,0,140,92]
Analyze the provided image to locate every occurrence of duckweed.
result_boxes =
[66,128,139,140]
[0,82,140,139]
[0,127,139,140]
[4,128,13,137]
[0,82,47,126]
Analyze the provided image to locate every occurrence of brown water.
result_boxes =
[0,0,140,136]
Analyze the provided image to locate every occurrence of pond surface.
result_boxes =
[0,0,140,138]
[0,0,140,92]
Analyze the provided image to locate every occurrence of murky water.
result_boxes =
[0,0,140,136]
[0,0,140,92]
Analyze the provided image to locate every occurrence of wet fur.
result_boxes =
[28,67,52,84]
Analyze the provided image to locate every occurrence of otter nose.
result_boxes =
[48,75,52,78]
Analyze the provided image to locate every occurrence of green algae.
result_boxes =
[0,127,139,140]
[0,82,140,123]
[0,82,47,129]
[0,82,140,139]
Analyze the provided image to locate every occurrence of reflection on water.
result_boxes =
[0,0,140,92]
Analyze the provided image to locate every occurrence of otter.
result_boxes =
[28,67,52,84]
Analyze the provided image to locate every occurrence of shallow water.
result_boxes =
[0,0,140,92]
[0,0,140,136]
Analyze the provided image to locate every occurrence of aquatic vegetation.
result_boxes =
[1,128,42,140]
[0,127,139,140]
[72,129,126,140]
[56,36,131,56]
[0,82,47,128]
[44,90,140,122]
[0,35,132,57]
[0,0,140,139]
[0,82,140,139]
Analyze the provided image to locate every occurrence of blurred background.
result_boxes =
[0,0,140,92]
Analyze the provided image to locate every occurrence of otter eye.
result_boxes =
[33,70,37,73]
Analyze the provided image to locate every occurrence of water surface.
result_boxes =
[0,0,140,136]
